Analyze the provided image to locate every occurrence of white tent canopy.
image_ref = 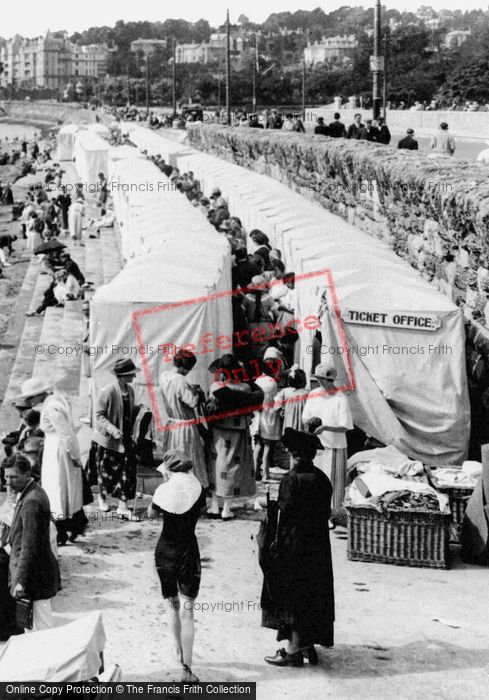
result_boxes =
[91,153,232,418]
[148,133,470,465]
[73,131,110,189]
[87,122,111,139]
[57,123,78,161]
[90,253,232,420]
[125,123,193,166]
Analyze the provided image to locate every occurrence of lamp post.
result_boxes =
[145,53,149,115]
[172,39,177,114]
[252,33,258,113]
[301,54,306,121]
[371,0,383,120]
[225,9,231,124]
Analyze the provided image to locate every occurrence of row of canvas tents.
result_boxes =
[119,127,470,465]
[85,151,233,424]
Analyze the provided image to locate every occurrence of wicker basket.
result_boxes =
[346,503,450,569]
[438,486,474,543]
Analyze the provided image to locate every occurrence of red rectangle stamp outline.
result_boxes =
[131,268,356,432]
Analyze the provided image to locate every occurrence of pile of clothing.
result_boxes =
[348,464,449,514]
[430,461,481,489]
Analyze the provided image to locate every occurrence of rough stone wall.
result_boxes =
[187,124,489,455]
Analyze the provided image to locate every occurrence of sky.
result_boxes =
[3,1,489,38]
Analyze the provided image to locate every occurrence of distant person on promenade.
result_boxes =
[314,117,329,136]
[377,117,391,144]
[431,122,455,156]
[283,114,294,131]
[346,113,364,139]
[249,114,263,129]
[398,128,419,150]
[328,113,346,138]
[365,119,380,142]
[267,109,283,129]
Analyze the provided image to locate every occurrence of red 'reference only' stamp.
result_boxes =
[131,268,355,432]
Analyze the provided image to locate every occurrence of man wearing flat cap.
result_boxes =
[302,362,353,510]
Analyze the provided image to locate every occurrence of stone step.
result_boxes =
[84,235,104,288]
[31,306,65,385]
[101,227,122,285]
[54,299,84,395]
[0,259,40,409]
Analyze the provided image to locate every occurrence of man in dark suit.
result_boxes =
[377,117,391,144]
[346,113,364,139]
[328,112,346,138]
[398,128,419,150]
[314,117,329,136]
[365,119,380,142]
[6,454,59,631]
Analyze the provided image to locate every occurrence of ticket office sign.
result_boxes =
[343,309,441,331]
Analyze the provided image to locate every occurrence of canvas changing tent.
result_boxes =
[90,250,232,424]
[57,123,78,161]
[73,131,110,189]
[87,122,111,139]
[150,133,470,465]
[125,123,193,166]
[109,157,222,261]
[91,152,232,419]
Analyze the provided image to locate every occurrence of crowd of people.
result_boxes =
[0,156,353,681]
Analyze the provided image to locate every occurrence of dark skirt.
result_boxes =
[261,567,334,647]
[89,441,137,501]
[155,537,201,599]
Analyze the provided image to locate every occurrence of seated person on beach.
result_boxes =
[86,208,115,237]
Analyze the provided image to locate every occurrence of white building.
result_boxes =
[175,34,244,64]
[0,31,108,89]
[443,30,471,49]
[304,35,357,66]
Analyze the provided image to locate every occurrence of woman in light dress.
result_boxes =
[159,349,208,489]
[68,197,85,246]
[18,377,85,545]
[302,362,353,511]
[25,212,43,254]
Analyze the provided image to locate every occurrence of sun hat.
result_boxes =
[263,346,284,362]
[13,397,33,410]
[19,377,53,401]
[113,358,140,376]
[313,362,338,380]
[160,450,193,473]
[282,428,323,453]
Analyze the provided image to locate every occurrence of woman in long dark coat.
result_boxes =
[261,428,334,667]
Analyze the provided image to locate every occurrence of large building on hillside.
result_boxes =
[175,33,245,64]
[0,31,109,90]
[304,35,357,65]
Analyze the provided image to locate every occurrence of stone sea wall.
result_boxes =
[187,124,489,453]
[0,100,96,125]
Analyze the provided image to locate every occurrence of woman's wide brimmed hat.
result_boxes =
[113,358,140,376]
[12,396,33,410]
[313,362,338,380]
[282,428,323,453]
[208,353,242,374]
[19,377,53,401]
